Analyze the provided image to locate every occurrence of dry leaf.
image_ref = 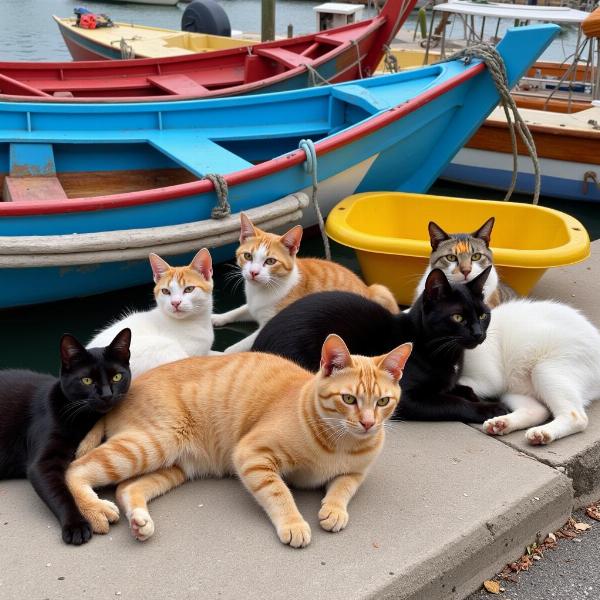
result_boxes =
[372,542,380,549]
[586,504,600,521]
[574,522,591,531]
[483,580,501,594]
[547,532,557,543]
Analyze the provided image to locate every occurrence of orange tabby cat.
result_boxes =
[67,335,412,547]
[212,213,399,353]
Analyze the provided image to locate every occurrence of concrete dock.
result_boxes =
[2,242,600,600]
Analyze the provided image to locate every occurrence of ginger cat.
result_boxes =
[67,336,412,547]
[212,213,399,353]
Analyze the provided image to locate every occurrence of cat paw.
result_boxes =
[129,508,155,542]
[483,416,512,436]
[211,314,228,328]
[81,499,120,534]
[277,519,312,548]
[319,504,349,532]
[526,427,554,446]
[61,518,92,545]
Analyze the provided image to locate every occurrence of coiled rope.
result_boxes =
[299,139,331,260]
[203,173,231,219]
[382,44,399,73]
[438,43,541,204]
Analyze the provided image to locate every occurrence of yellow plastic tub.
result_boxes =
[326,192,591,306]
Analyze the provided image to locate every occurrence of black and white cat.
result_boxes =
[0,329,131,544]
[252,268,506,422]
[460,299,600,444]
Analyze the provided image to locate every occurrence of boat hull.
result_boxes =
[0,25,559,308]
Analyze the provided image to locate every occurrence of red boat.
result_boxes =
[0,0,414,103]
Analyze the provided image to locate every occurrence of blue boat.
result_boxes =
[0,24,558,308]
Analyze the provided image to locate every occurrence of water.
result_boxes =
[0,0,597,372]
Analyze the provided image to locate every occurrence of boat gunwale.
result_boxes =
[325,192,591,269]
[0,61,484,217]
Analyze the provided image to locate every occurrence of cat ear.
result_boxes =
[320,334,352,377]
[106,328,131,365]
[472,217,495,247]
[377,342,413,382]
[423,269,452,303]
[428,221,450,251]
[279,225,303,256]
[467,265,492,297]
[60,334,88,370]
[189,248,213,281]
[149,253,171,284]
[240,213,258,243]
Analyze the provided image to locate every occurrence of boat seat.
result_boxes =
[3,176,68,202]
[148,134,253,177]
[0,74,51,98]
[331,85,390,114]
[146,75,211,97]
[254,47,314,69]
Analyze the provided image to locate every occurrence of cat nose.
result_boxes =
[171,299,181,308]
[460,266,471,278]
[360,418,375,431]
[101,385,112,401]
[250,269,260,279]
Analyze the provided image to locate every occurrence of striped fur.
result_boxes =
[67,336,411,547]
[212,214,399,353]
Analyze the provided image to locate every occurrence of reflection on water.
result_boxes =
[0,0,596,373]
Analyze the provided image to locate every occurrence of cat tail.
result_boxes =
[367,284,400,314]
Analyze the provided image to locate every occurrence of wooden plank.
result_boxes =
[3,176,67,202]
[148,134,253,177]
[146,74,211,96]
[255,47,313,68]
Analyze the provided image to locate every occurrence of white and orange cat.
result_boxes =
[88,249,214,378]
[212,213,399,353]
[67,335,412,547]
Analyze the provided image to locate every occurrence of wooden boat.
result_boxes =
[0,25,558,308]
[52,16,254,60]
[443,7,600,202]
[0,0,414,103]
[326,191,590,305]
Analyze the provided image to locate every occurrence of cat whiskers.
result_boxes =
[221,265,245,296]
[60,399,91,423]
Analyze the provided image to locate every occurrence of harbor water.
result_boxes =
[0,0,597,371]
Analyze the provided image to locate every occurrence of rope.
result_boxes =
[303,63,330,87]
[437,43,541,204]
[351,39,363,79]
[299,139,331,260]
[383,44,399,73]
[119,38,135,60]
[203,173,231,219]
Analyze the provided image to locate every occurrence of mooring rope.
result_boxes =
[351,39,364,79]
[303,63,330,87]
[119,38,135,60]
[298,139,331,260]
[203,173,231,219]
[382,44,399,73]
[438,43,541,204]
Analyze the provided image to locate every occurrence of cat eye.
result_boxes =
[377,397,391,407]
[479,313,488,320]
[81,377,93,385]
[161,288,171,295]
[112,373,123,382]
[451,314,464,323]
[264,258,277,266]
[471,253,482,261]
[341,394,357,405]
[446,254,458,262]
[243,252,252,261]
[183,286,195,293]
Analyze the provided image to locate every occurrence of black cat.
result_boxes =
[252,268,506,422]
[0,329,131,545]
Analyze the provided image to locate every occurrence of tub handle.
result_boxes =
[583,171,599,195]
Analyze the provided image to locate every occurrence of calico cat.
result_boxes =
[88,249,214,378]
[212,213,399,353]
[460,299,600,445]
[414,218,516,308]
[0,329,131,545]
[67,336,412,547]
[252,268,506,422]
